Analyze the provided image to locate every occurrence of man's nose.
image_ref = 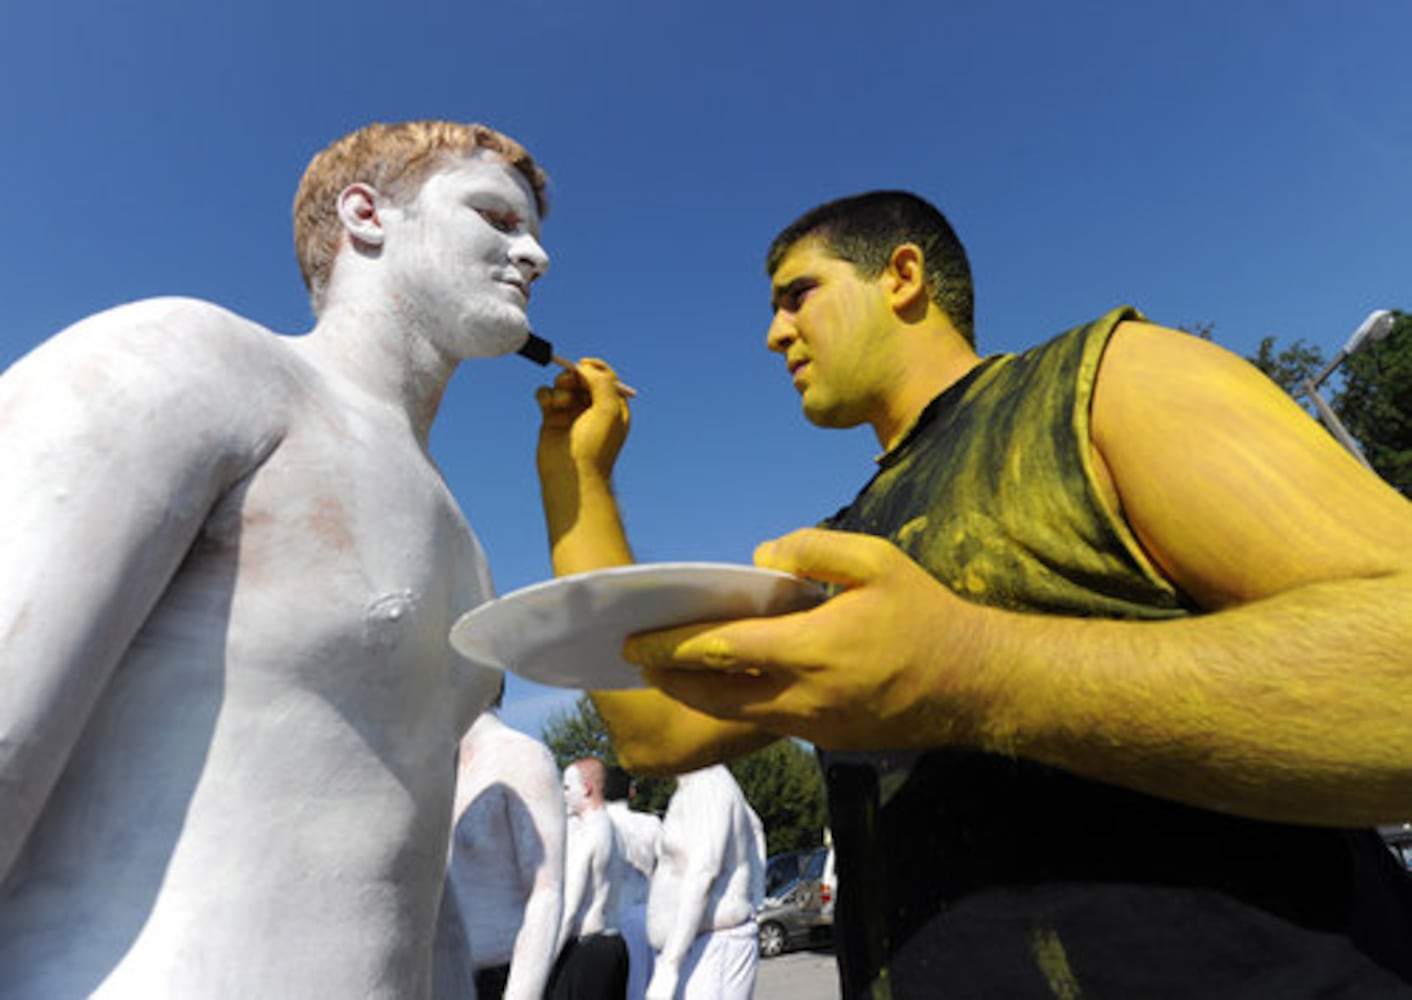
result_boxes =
[766,312,795,352]
[512,234,550,282]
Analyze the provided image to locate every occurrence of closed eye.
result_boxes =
[476,208,519,233]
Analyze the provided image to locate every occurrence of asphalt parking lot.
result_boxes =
[756,946,840,999]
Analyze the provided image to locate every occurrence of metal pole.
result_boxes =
[1293,310,1393,470]
[1301,377,1374,469]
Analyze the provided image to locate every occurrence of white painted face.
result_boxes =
[562,764,588,816]
[380,152,549,361]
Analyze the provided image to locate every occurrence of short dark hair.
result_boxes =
[603,766,633,802]
[765,190,974,345]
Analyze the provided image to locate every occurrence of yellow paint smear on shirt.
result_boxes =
[895,515,929,547]
[1030,927,1083,999]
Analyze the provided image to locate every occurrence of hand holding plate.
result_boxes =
[626,528,995,751]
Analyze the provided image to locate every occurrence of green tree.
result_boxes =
[541,696,674,814]
[542,695,616,765]
[1177,321,1215,341]
[727,740,828,857]
[1244,313,1411,496]
[540,695,828,854]
[1247,336,1327,398]
[1333,311,1412,495]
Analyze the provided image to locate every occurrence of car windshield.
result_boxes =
[765,849,810,896]
[764,856,797,896]
[765,877,802,905]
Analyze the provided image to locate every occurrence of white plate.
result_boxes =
[450,563,827,690]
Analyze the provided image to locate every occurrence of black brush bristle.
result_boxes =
[517,333,553,366]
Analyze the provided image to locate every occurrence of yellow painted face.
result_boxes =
[766,239,898,430]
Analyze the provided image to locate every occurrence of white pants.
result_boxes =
[676,919,758,1000]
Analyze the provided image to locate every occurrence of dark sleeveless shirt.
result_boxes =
[819,309,1412,998]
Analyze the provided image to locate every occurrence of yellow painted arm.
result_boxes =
[534,359,777,773]
[623,323,1412,825]
[1020,320,1412,823]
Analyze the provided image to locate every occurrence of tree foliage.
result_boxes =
[1247,335,1327,398]
[726,740,828,857]
[542,694,616,765]
[1246,312,1411,496]
[1333,312,1412,495]
[540,696,674,815]
[540,694,828,853]
[1176,321,1215,341]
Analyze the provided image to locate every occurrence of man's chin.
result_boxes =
[800,395,836,426]
[802,397,860,430]
[455,311,530,360]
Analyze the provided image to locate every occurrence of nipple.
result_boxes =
[363,591,417,649]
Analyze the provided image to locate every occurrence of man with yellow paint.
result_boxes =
[536,192,1412,997]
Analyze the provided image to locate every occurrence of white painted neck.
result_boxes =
[301,286,457,447]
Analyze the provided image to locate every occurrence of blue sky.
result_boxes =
[3,1,1408,736]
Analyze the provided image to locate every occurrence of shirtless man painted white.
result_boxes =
[559,760,621,942]
[552,758,628,998]
[646,766,763,1000]
[0,120,551,998]
[443,690,566,1000]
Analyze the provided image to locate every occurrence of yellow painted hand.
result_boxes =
[624,527,998,751]
[535,357,630,483]
[535,357,636,572]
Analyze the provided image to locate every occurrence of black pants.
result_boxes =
[546,932,629,1000]
[473,962,510,1000]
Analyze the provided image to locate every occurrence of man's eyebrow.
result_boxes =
[465,189,517,212]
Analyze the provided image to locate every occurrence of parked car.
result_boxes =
[1381,824,1412,871]
[764,848,814,898]
[758,845,834,958]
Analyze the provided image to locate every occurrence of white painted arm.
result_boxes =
[502,747,566,1000]
[0,303,284,880]
[557,818,590,947]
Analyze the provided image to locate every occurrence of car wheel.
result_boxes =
[759,920,786,959]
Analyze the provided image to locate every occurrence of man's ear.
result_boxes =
[336,183,385,249]
[884,243,928,312]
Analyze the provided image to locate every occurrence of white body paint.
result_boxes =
[559,765,621,944]
[0,154,549,998]
[444,711,565,999]
[607,800,663,1000]
[607,800,662,909]
[646,766,763,1000]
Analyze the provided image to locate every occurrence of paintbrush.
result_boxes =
[517,333,639,398]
